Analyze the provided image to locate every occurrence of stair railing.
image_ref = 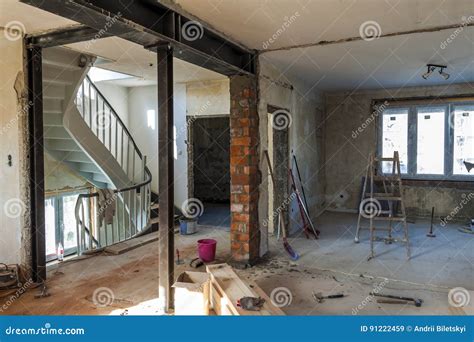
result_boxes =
[74,76,152,254]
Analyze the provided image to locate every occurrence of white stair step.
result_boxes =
[44,139,81,152]
[93,173,109,183]
[43,77,73,86]
[43,58,82,71]
[65,151,91,163]
[77,163,102,174]
[43,99,63,113]
[43,85,66,100]
[44,127,70,140]
[43,65,74,82]
[43,113,63,127]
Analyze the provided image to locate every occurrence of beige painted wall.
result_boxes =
[0,29,29,267]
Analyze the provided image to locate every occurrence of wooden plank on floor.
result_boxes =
[105,231,159,255]
[206,263,285,316]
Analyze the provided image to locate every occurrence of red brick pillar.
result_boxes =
[229,75,260,265]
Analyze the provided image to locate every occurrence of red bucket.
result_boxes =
[197,239,217,263]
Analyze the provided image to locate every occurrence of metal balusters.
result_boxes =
[89,82,92,127]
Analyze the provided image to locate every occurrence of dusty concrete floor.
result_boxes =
[2,212,472,315]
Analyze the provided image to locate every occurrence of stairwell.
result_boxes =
[42,47,153,254]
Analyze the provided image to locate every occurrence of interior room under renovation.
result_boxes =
[0,0,473,316]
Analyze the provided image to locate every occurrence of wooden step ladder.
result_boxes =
[355,151,410,260]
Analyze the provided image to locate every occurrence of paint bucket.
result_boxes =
[179,218,197,235]
[197,239,217,263]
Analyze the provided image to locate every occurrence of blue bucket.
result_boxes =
[179,218,197,235]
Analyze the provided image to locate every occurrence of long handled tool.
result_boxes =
[292,155,310,216]
[264,150,299,260]
[427,207,436,237]
[370,292,423,307]
[289,168,319,239]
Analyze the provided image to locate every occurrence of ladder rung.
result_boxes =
[373,216,406,221]
[375,157,397,162]
[358,226,392,231]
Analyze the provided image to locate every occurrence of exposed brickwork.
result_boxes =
[229,75,260,264]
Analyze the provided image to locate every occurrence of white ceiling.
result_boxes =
[174,0,474,90]
[262,27,474,91]
[65,37,227,85]
[2,0,474,91]
[174,0,474,50]
[1,0,226,86]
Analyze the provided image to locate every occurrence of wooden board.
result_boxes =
[206,263,285,316]
[104,231,159,255]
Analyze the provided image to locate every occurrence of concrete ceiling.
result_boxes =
[174,0,474,90]
[174,0,474,50]
[65,37,227,85]
[1,0,226,86]
[3,0,474,90]
[262,27,474,91]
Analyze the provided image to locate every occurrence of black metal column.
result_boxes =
[157,44,174,312]
[27,46,46,283]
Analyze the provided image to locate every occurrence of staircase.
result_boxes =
[42,47,152,254]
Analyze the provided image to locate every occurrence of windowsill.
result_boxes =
[400,178,474,189]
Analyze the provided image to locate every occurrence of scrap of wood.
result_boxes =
[206,263,285,316]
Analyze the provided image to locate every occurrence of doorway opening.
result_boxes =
[189,116,230,228]
[267,106,290,236]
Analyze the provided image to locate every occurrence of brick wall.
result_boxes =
[229,75,260,264]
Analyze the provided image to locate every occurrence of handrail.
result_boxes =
[74,74,153,254]
[85,75,146,161]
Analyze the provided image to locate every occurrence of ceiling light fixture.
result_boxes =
[422,64,450,80]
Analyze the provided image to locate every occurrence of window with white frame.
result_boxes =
[378,100,474,180]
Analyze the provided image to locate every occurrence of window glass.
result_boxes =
[453,105,474,175]
[62,194,79,251]
[382,109,408,173]
[45,198,56,257]
[416,107,445,174]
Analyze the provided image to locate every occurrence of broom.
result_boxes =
[264,150,299,260]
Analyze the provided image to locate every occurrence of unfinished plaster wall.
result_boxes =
[324,83,474,220]
[0,29,30,267]
[258,58,326,255]
[44,153,90,193]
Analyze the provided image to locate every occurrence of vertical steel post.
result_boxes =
[157,43,174,312]
[27,46,46,283]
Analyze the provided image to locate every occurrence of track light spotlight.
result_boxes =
[422,64,450,80]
